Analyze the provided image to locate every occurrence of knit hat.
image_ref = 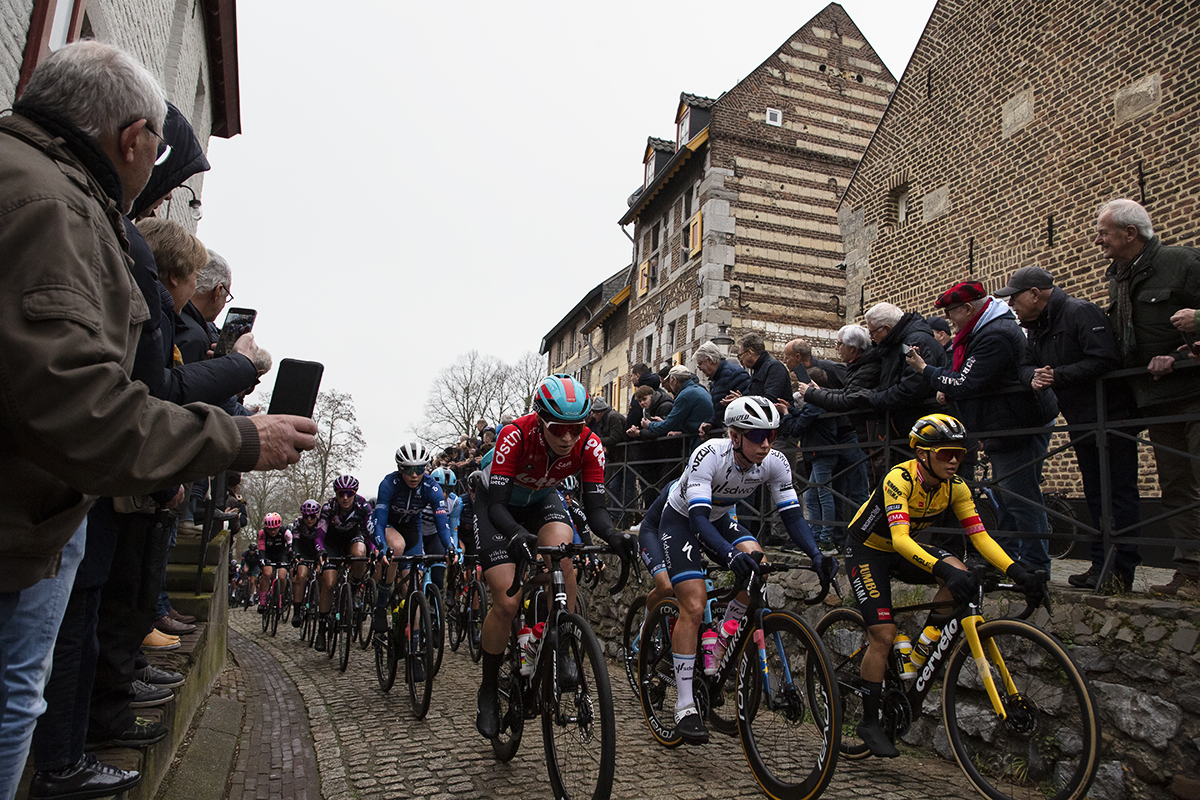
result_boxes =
[591,397,610,412]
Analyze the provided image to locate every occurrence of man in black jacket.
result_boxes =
[864,302,950,441]
[1002,267,1140,592]
[588,398,632,527]
[907,281,1057,572]
[738,332,791,403]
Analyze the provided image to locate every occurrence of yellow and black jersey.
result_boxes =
[847,459,1013,575]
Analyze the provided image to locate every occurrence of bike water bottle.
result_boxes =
[713,618,739,667]
[518,626,534,676]
[701,629,719,675]
[909,626,941,669]
[892,633,917,681]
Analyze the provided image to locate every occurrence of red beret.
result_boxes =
[935,281,986,308]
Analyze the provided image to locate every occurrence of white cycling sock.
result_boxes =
[673,653,695,711]
[721,598,747,630]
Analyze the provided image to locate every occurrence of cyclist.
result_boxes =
[559,474,605,578]
[844,413,1046,758]
[370,444,455,639]
[314,475,373,651]
[239,544,262,608]
[257,512,292,613]
[654,396,832,744]
[290,499,322,627]
[423,466,463,591]
[475,374,637,739]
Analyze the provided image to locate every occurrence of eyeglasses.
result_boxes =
[545,421,584,439]
[930,447,968,463]
[400,465,425,476]
[336,490,356,498]
[943,303,967,315]
[218,283,234,304]
[741,429,777,445]
[867,324,888,337]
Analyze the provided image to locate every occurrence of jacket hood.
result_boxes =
[130,102,211,218]
[883,311,936,344]
[976,297,1016,331]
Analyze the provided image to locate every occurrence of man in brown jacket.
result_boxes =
[0,41,316,797]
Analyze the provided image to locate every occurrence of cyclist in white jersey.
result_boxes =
[656,396,834,743]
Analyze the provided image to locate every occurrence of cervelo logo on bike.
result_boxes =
[915,618,958,693]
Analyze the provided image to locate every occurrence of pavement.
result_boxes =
[157,558,1185,800]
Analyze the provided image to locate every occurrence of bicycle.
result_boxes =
[260,560,289,638]
[637,554,839,800]
[816,567,1100,800]
[447,550,485,655]
[1042,491,1079,561]
[295,557,320,645]
[325,555,371,672]
[490,542,631,800]
[374,552,445,719]
[354,556,378,650]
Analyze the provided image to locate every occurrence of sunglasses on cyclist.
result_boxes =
[303,513,318,519]
[400,465,425,476]
[740,429,777,445]
[930,446,968,463]
[336,490,356,498]
[544,420,584,438]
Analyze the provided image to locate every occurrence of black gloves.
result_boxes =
[1006,561,1047,599]
[816,554,838,584]
[933,559,979,606]
[506,530,538,563]
[727,549,761,580]
[608,531,639,564]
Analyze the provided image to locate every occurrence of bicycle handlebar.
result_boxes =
[506,542,632,598]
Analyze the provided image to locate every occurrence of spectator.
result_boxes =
[906,281,1057,572]
[624,363,659,429]
[0,41,316,800]
[779,368,842,552]
[800,325,881,412]
[737,332,791,403]
[1098,199,1200,598]
[928,316,954,355]
[694,341,750,438]
[588,397,627,451]
[864,301,950,439]
[783,338,846,386]
[176,248,229,364]
[629,365,713,440]
[1001,266,1141,592]
[631,384,673,427]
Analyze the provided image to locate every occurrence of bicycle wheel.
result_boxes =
[574,591,589,623]
[621,594,648,697]
[1045,495,1077,561]
[426,585,446,678]
[269,581,281,637]
[446,567,464,652]
[740,611,840,800]
[406,590,434,719]
[260,583,270,634]
[337,582,353,672]
[542,613,615,800]
[943,619,1099,800]
[375,607,399,692]
[636,599,683,748]
[281,579,293,624]
[466,580,488,663]
[358,579,376,650]
[491,626,524,761]
[813,607,875,759]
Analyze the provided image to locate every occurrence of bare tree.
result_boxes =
[505,350,548,417]
[420,351,511,445]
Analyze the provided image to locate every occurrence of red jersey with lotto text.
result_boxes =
[483,413,605,507]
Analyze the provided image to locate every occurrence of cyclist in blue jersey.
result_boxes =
[370,443,455,634]
[423,467,463,591]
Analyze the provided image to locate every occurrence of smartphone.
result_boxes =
[902,344,914,355]
[212,307,256,358]
[267,359,324,418]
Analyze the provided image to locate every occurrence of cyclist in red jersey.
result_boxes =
[474,374,636,739]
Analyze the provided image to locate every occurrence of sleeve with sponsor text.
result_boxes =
[883,472,942,573]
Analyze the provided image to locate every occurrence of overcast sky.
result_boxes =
[196,0,937,492]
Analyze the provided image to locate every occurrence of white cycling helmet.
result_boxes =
[724,396,781,430]
[395,442,431,467]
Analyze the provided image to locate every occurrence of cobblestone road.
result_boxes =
[227,607,987,800]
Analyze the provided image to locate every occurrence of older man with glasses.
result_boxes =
[905,282,1058,572]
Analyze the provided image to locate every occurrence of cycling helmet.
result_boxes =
[395,442,431,467]
[431,467,456,488]
[300,500,320,516]
[560,474,578,493]
[724,396,781,430]
[263,512,282,530]
[908,413,968,450]
[333,474,359,493]
[532,374,592,422]
[466,470,486,496]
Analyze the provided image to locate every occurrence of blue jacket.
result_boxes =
[644,378,714,437]
[706,358,751,426]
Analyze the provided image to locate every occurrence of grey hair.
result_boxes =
[198,248,232,294]
[838,324,871,351]
[1100,199,1154,240]
[694,341,724,365]
[20,40,166,140]
[864,302,903,329]
[252,348,273,375]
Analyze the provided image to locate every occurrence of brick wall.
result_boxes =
[838,0,1200,497]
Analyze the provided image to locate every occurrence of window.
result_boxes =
[684,190,692,220]
[651,222,660,252]
[677,109,691,148]
[644,334,654,362]
[889,184,910,227]
[637,260,650,297]
[648,255,659,289]
[644,152,656,189]
[685,212,703,257]
[766,108,783,126]
[666,321,676,353]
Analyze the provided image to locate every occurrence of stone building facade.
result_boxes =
[1,0,239,231]
[614,1,893,403]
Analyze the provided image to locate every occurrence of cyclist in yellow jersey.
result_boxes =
[844,413,1046,757]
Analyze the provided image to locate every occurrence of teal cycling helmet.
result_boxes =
[532,374,592,422]
[431,467,456,488]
